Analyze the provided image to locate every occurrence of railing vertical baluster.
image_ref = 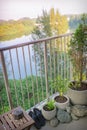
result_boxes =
[68,35,70,80]
[9,50,18,106]
[86,56,87,79]
[49,40,53,94]
[33,44,39,103]
[22,47,30,107]
[53,39,57,93]
[64,36,66,79]
[37,44,44,100]
[44,42,49,99]
[67,36,69,79]
[54,39,56,78]
[65,36,67,79]
[16,48,25,107]
[56,38,59,77]
[28,45,35,105]
[0,94,5,113]
[69,34,73,80]
[0,51,13,109]
[66,36,69,79]
[60,37,62,78]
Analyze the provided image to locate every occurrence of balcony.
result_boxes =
[0,33,87,130]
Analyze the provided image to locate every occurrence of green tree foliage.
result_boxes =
[32,8,68,39]
[50,8,55,31]
[50,8,68,35]
[32,10,52,78]
[0,18,35,41]
[0,66,4,92]
[0,76,46,114]
[32,10,52,39]
[69,14,87,31]
[41,10,52,36]
[69,14,87,82]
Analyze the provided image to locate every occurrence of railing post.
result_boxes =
[0,51,13,110]
[44,42,49,99]
[86,56,87,80]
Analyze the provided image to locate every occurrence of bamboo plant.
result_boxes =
[69,14,87,87]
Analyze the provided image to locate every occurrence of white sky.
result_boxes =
[0,0,87,20]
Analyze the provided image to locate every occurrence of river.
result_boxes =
[0,35,36,79]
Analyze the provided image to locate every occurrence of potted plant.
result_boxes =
[67,14,87,105]
[51,76,70,110]
[42,99,56,120]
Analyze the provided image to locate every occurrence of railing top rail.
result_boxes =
[0,33,72,51]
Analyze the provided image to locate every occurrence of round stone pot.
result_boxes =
[42,105,56,120]
[54,95,69,110]
[67,88,87,105]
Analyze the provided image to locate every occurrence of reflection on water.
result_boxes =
[0,35,36,79]
[0,33,25,41]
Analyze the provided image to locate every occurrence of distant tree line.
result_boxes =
[69,14,87,31]
[0,18,35,41]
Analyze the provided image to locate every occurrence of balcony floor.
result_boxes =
[30,116,87,130]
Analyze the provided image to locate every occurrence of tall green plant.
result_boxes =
[50,76,69,97]
[69,14,87,84]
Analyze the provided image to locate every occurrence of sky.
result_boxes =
[0,0,87,20]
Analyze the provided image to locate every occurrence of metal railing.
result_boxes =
[0,33,73,114]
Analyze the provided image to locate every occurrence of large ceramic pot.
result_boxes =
[42,105,56,120]
[67,88,87,105]
[54,95,69,110]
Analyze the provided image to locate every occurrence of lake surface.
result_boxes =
[0,35,36,79]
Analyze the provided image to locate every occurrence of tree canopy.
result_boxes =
[32,8,68,39]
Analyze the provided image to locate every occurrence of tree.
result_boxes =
[33,10,52,39]
[32,8,69,90]
[32,8,68,39]
[69,14,87,82]
[41,10,52,37]
[50,9,68,35]
[69,14,87,31]
[50,8,55,32]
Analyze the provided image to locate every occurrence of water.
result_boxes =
[0,35,33,47]
[0,35,36,79]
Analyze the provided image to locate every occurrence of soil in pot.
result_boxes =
[70,81,87,91]
[67,81,87,105]
[54,95,69,110]
[42,105,56,120]
[43,105,54,111]
[54,96,67,103]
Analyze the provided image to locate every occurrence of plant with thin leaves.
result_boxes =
[68,14,87,87]
[46,99,55,111]
[50,76,69,97]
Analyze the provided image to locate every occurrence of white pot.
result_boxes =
[67,88,87,105]
[54,95,69,110]
[42,106,56,120]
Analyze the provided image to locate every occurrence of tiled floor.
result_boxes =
[30,116,87,130]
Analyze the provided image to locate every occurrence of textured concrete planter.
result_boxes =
[67,88,87,105]
[54,95,69,110]
[42,106,56,120]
